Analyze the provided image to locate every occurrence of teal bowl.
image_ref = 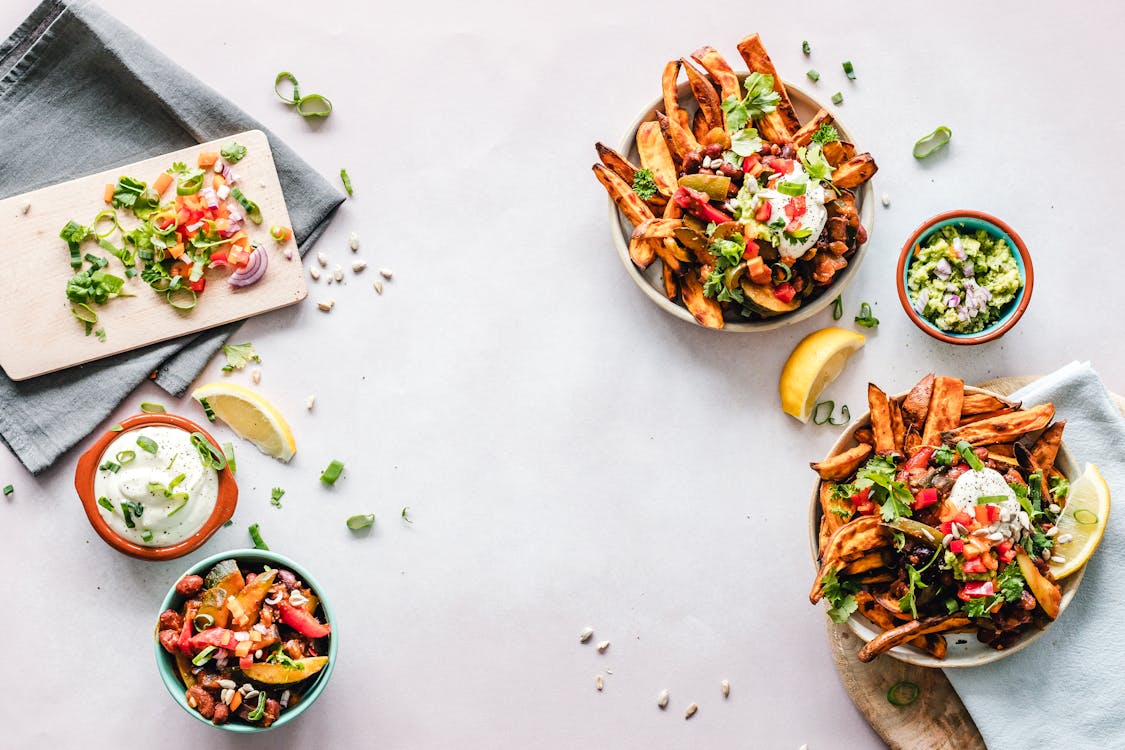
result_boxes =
[154,549,338,732]
[896,210,1033,345]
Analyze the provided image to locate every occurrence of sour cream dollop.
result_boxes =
[750,160,828,259]
[948,467,1022,540]
[93,426,219,547]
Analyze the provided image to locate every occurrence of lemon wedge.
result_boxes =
[191,382,296,462]
[779,327,866,423]
[1049,463,1110,579]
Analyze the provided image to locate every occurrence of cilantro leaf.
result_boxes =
[855,455,913,522]
[729,127,763,158]
[932,444,957,466]
[221,342,261,372]
[810,123,840,145]
[742,72,781,118]
[800,143,834,183]
[221,141,247,164]
[820,567,859,623]
[721,96,750,132]
[898,564,927,618]
[631,168,659,200]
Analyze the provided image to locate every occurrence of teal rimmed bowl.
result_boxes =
[896,210,1033,345]
[154,549,338,732]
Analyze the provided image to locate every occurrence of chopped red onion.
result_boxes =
[962,260,975,277]
[934,258,952,279]
[913,288,929,313]
[228,243,268,287]
[951,236,965,260]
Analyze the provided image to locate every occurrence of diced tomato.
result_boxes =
[177,618,193,655]
[954,511,973,528]
[849,488,872,507]
[189,278,206,293]
[854,502,876,516]
[958,580,995,600]
[754,202,772,222]
[773,282,796,303]
[741,154,761,173]
[239,655,254,671]
[783,195,807,220]
[766,157,794,175]
[902,446,935,473]
[190,627,238,652]
[949,539,965,554]
[742,240,760,259]
[938,521,954,536]
[987,504,1001,522]
[997,541,1016,563]
[912,488,939,510]
[277,600,332,639]
[962,557,987,575]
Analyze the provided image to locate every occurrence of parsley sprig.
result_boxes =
[820,566,859,623]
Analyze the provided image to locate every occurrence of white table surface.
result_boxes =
[2,1,1124,748]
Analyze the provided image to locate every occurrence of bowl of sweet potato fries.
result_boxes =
[807,374,1087,667]
[593,33,877,331]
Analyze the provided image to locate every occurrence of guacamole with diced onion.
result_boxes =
[906,226,1022,334]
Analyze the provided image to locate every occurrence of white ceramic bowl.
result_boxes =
[609,77,875,332]
[806,385,1085,667]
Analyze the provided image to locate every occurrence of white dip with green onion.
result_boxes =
[93,426,218,547]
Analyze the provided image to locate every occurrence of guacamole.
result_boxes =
[906,226,1022,334]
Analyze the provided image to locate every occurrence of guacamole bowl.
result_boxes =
[896,210,1033,345]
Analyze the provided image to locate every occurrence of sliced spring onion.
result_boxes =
[121,501,143,529]
[176,171,204,195]
[976,495,1009,505]
[295,93,333,118]
[94,327,106,343]
[137,436,159,454]
[190,432,227,471]
[166,287,197,311]
[200,398,217,423]
[167,495,190,517]
[777,181,807,197]
[956,441,984,471]
[831,92,843,105]
[191,646,217,667]
[913,126,952,159]
[887,681,919,707]
[141,530,154,543]
[193,613,215,630]
[340,168,354,196]
[99,460,121,473]
[802,40,811,55]
[772,263,793,283]
[71,303,98,325]
[854,302,879,328]
[167,473,186,492]
[222,519,234,528]
[247,691,268,720]
[1074,509,1099,525]
[146,481,167,495]
[140,401,165,414]
[401,506,412,524]
[68,242,82,268]
[223,442,236,474]
[115,450,136,465]
[93,209,120,238]
[249,523,269,550]
[275,71,301,104]
[806,69,820,82]
[1,484,11,496]
[346,513,375,530]
[229,187,263,224]
[812,401,851,426]
[320,459,345,485]
[97,496,114,511]
[831,295,843,320]
[842,60,856,80]
[110,424,124,432]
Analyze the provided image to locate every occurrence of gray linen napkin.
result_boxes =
[945,361,1125,748]
[0,0,344,474]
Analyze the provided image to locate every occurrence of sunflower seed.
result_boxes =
[578,627,594,643]
[1057,533,1072,544]
[333,266,344,282]
[352,261,367,273]
[217,679,237,690]
[317,252,328,267]
[1018,512,1031,530]
[721,679,730,698]
[941,533,953,547]
[685,703,698,719]
[280,690,291,708]
[379,268,393,279]
[283,248,293,260]
[20,200,31,214]
[373,280,383,295]
[1049,503,1061,514]
[881,193,891,207]
[306,395,316,410]
[596,640,610,654]
[595,675,604,692]
[348,231,359,251]
[220,688,234,705]
[1051,554,1066,564]
[309,267,321,281]
[657,689,669,709]
[251,368,261,385]
[244,689,259,702]
[987,531,1004,541]
[318,299,335,312]
[1045,526,1059,537]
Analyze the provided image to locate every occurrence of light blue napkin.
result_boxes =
[944,361,1125,749]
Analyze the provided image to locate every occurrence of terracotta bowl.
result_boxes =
[896,210,1033,345]
[806,385,1084,668]
[74,412,238,560]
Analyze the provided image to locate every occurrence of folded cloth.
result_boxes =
[945,361,1125,748]
[0,0,343,474]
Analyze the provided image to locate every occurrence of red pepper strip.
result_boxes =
[190,627,238,652]
[958,580,995,600]
[913,488,939,510]
[773,282,796,303]
[902,446,935,473]
[177,617,194,655]
[986,504,1000,522]
[190,278,206,293]
[277,600,332,639]
[949,539,965,554]
[672,187,733,225]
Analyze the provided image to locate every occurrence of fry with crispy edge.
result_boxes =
[941,403,1055,446]
[680,58,724,132]
[853,427,874,445]
[958,408,1020,426]
[832,153,878,189]
[656,111,699,163]
[856,613,972,662]
[867,384,896,456]
[811,517,890,602]
[889,399,907,455]
[961,390,1020,416]
[854,592,949,658]
[679,269,724,329]
[635,121,678,197]
[921,376,964,446]
[818,481,852,545]
[661,60,696,137]
[822,141,856,168]
[595,142,637,186]
[735,34,800,141]
[792,109,832,147]
[592,164,653,227]
[1031,420,1066,474]
[1015,443,1052,505]
[902,373,934,428]
[811,443,873,481]
[661,262,678,300]
[690,45,742,102]
[626,235,657,268]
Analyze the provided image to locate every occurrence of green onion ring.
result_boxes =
[887,681,920,707]
[777,181,806,197]
[1074,509,1099,525]
[274,71,301,104]
[854,302,879,328]
[192,613,214,630]
[295,93,333,118]
[176,172,204,196]
[229,187,263,225]
[830,404,851,426]
[913,126,952,159]
[190,432,227,471]
[136,436,159,455]
[110,424,124,432]
[115,450,136,464]
[956,440,984,471]
[831,295,843,321]
[166,287,197,311]
[70,303,98,325]
[191,646,216,667]
[249,523,269,551]
[812,400,835,425]
[99,460,121,473]
[93,209,120,238]
[772,263,793,283]
[347,513,375,530]
[340,169,354,196]
[140,401,166,414]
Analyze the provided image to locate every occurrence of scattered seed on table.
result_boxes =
[721,679,730,698]
[373,280,383,295]
[881,193,891,207]
[20,200,31,214]
[685,703,698,719]
[251,368,261,385]
[379,268,393,279]
[352,261,367,273]
[326,275,333,285]
[306,395,316,410]
[317,252,328,267]
[333,265,344,282]
[595,675,604,692]
[578,627,594,643]
[318,299,335,312]
[348,231,359,251]
[657,689,669,709]
[596,640,610,654]
[309,267,321,281]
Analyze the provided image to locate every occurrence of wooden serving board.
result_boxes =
[830,376,1125,749]
[0,129,305,381]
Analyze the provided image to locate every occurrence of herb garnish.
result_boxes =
[220,142,247,163]
[249,523,269,550]
[271,487,285,508]
[820,566,859,623]
[854,301,879,328]
[631,169,658,200]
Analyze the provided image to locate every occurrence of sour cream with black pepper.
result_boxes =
[948,467,1023,540]
[93,426,218,547]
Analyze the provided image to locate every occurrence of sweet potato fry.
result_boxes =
[631,218,681,241]
[592,164,653,227]
[679,270,724,329]
[661,60,692,133]
[1015,443,1051,502]
[942,403,1055,446]
[626,235,657,269]
[595,142,637,185]
[960,408,1022,426]
[691,108,709,142]
[853,427,874,445]
[810,443,873,481]
[681,58,723,132]
[902,373,934,428]
[857,613,972,662]
[961,391,1019,416]
[818,482,851,549]
[690,45,741,102]
[792,109,832,147]
[651,238,684,272]
[841,552,889,575]
[656,111,700,163]
[889,399,906,455]
[868,384,896,456]
[921,376,964,446]
[1031,420,1065,474]
[811,517,890,602]
[636,121,678,197]
[735,34,800,139]
[904,428,921,455]
[855,595,949,660]
[661,261,678,301]
[831,153,878,189]
[822,140,856,168]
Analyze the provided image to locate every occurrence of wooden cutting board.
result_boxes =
[0,129,306,381]
[830,375,1125,749]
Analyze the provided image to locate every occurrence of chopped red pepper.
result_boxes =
[773,282,796,303]
[742,240,760,259]
[754,201,772,223]
[958,580,995,600]
[938,521,954,537]
[177,617,194,655]
[962,557,987,575]
[765,157,794,175]
[912,488,939,510]
[189,278,206,293]
[986,504,1000,523]
[783,195,807,220]
[672,186,733,225]
[239,655,254,671]
[849,488,872,507]
[741,154,760,173]
[949,539,965,554]
[190,627,238,652]
[277,600,332,639]
[996,541,1016,563]
[954,511,973,528]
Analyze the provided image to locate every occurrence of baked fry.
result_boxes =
[1031,420,1066,474]
[901,373,934,428]
[961,391,1020,416]
[857,613,972,662]
[867,384,896,456]
[661,60,693,133]
[636,121,678,197]
[592,164,652,227]
[853,427,874,445]
[661,261,678,301]
[595,142,637,185]
[889,399,907,455]
[656,111,700,163]
[681,58,724,132]
[822,140,856,168]
[811,443,873,481]
[734,34,800,139]
[678,270,724,329]
[626,235,657,268]
[921,376,964,446]
[690,45,741,102]
[811,517,890,602]
[831,153,878,189]
[818,481,851,549]
[942,403,1055,446]
[792,109,832,147]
